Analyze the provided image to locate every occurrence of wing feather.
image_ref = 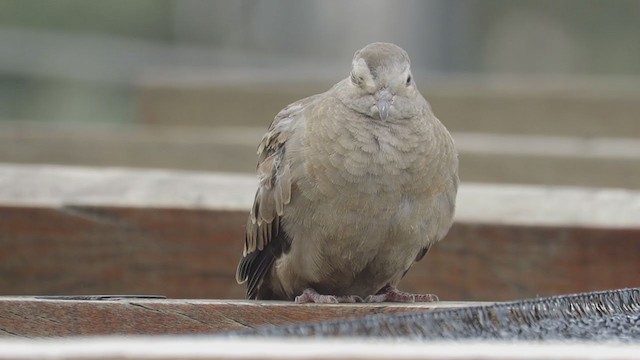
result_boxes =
[235,94,320,299]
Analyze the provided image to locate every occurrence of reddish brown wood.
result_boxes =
[0,297,457,337]
[0,205,639,301]
[404,223,640,301]
[0,206,247,299]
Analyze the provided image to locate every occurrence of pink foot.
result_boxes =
[294,288,363,304]
[365,284,439,303]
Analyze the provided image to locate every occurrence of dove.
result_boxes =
[236,42,458,303]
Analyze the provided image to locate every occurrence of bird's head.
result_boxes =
[342,42,423,121]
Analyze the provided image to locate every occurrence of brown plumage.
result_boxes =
[236,42,458,303]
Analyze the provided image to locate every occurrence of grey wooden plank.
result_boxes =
[1,164,639,228]
[1,122,640,189]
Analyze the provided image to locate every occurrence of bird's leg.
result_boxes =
[294,288,364,304]
[365,284,439,303]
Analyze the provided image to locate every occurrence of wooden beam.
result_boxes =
[1,121,640,189]
[136,74,640,138]
[0,296,481,337]
[1,165,639,301]
[2,164,639,228]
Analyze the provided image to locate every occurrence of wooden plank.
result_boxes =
[1,165,639,301]
[1,205,638,301]
[136,74,640,138]
[2,164,639,228]
[2,122,640,189]
[0,297,480,337]
[0,206,247,299]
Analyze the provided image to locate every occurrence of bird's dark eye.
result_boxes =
[406,75,412,86]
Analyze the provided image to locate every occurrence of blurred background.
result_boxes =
[1,0,640,188]
[1,0,640,303]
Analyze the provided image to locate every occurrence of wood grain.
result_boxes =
[1,205,638,301]
[0,297,477,337]
[0,206,247,299]
[2,122,640,189]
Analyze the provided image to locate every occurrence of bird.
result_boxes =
[235,42,458,303]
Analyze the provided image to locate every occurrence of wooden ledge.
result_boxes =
[2,122,640,189]
[2,163,639,227]
[1,165,639,301]
[0,296,485,338]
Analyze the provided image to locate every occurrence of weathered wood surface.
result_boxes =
[1,165,639,301]
[137,75,640,137]
[2,121,640,189]
[2,205,639,301]
[0,297,480,337]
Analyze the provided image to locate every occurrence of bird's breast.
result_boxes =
[278,109,457,297]
[303,114,441,200]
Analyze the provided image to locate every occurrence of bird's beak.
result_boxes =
[375,89,393,121]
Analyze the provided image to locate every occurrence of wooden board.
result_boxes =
[136,76,640,137]
[1,165,639,301]
[1,205,639,301]
[2,122,640,189]
[0,296,480,337]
